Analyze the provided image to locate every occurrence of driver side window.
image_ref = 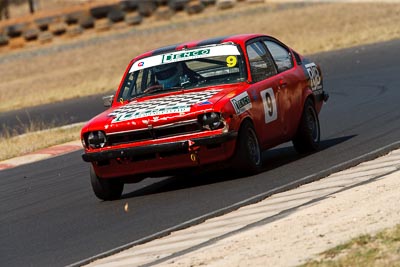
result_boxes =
[246,41,277,83]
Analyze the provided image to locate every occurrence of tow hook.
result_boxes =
[190,152,198,163]
[188,140,200,164]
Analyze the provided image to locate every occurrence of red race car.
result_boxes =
[81,33,329,200]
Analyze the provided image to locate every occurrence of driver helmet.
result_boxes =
[154,63,183,88]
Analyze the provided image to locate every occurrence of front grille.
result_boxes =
[107,120,202,146]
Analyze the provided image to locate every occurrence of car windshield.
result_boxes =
[117,44,246,101]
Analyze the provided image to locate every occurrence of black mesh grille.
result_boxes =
[107,121,202,146]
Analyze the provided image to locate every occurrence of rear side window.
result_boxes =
[246,41,277,82]
[292,51,302,65]
[264,41,293,72]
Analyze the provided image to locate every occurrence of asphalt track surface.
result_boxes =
[0,93,107,135]
[1,39,400,266]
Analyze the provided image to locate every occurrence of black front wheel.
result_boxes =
[292,99,320,154]
[90,166,124,201]
[233,120,262,174]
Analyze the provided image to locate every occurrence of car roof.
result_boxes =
[133,33,266,61]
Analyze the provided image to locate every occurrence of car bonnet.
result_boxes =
[88,87,240,134]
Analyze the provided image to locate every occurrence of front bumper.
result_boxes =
[82,131,237,162]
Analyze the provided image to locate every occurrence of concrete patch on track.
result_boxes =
[79,148,400,267]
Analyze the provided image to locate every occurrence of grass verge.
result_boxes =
[302,224,400,267]
[0,123,83,161]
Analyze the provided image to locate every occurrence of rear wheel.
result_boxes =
[292,99,320,154]
[233,120,262,174]
[90,166,124,201]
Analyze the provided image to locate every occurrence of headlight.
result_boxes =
[87,131,107,149]
[199,112,225,130]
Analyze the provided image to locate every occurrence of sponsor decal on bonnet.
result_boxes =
[230,91,252,115]
[109,89,221,123]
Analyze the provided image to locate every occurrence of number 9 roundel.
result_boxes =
[261,88,277,124]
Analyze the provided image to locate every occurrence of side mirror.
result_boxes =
[102,95,114,108]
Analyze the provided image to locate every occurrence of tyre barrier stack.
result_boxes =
[0,0,252,50]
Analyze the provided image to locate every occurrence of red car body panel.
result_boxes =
[81,33,328,180]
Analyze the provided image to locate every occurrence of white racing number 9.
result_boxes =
[261,88,277,124]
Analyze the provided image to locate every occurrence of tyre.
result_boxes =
[67,25,83,37]
[23,27,40,41]
[90,166,124,201]
[155,6,174,20]
[65,11,85,25]
[49,22,67,36]
[108,8,125,23]
[120,0,139,12]
[200,0,216,6]
[90,5,115,19]
[185,1,204,15]
[35,16,55,31]
[0,34,9,46]
[38,32,53,44]
[95,19,112,32]
[6,23,26,38]
[216,0,236,10]
[292,98,320,154]
[168,0,189,11]
[79,13,95,29]
[125,13,142,26]
[233,120,262,174]
[138,1,157,17]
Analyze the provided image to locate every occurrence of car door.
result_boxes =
[245,40,283,149]
[263,39,302,138]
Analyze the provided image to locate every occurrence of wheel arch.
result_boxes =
[292,95,321,154]
[293,89,316,133]
[302,88,317,108]
[237,116,258,139]
[232,115,257,153]
[231,117,262,174]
